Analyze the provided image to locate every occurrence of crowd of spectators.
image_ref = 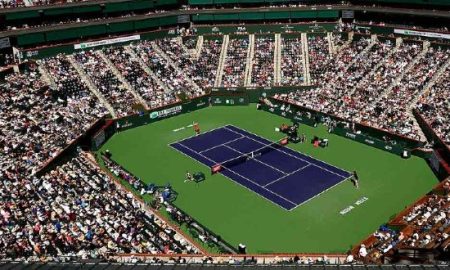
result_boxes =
[41,54,108,120]
[3,12,450,263]
[280,37,304,86]
[132,41,204,98]
[156,37,221,89]
[358,45,448,140]
[388,47,449,108]
[182,36,198,50]
[353,178,450,263]
[357,226,402,263]
[73,50,139,117]
[250,37,274,87]
[308,35,331,85]
[401,195,450,249]
[338,41,423,139]
[289,36,371,107]
[0,52,204,258]
[221,37,249,87]
[416,63,450,145]
[0,152,199,261]
[273,37,368,105]
[102,46,178,110]
[112,254,343,265]
[273,37,448,141]
[0,0,25,8]
[357,192,450,263]
[0,60,107,179]
[194,38,223,88]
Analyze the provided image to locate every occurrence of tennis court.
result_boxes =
[170,125,352,210]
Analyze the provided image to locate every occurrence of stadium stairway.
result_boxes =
[37,61,57,89]
[274,33,281,85]
[334,31,354,57]
[175,36,195,60]
[125,46,171,94]
[409,54,450,109]
[151,41,203,93]
[23,0,34,7]
[327,32,334,55]
[96,50,150,110]
[301,33,310,85]
[214,35,229,87]
[66,55,117,118]
[244,34,255,87]
[194,35,204,60]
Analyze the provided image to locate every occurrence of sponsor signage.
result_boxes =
[345,132,356,139]
[0,37,11,49]
[394,29,450,40]
[196,101,206,107]
[340,197,368,215]
[74,35,141,50]
[149,105,183,119]
[25,50,38,58]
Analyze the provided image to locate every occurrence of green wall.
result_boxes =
[192,10,339,22]
[189,0,317,5]
[16,15,180,46]
[359,0,450,6]
[195,22,337,35]
[3,0,180,22]
[20,29,179,60]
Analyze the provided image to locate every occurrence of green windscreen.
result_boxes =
[5,10,39,20]
[17,33,45,46]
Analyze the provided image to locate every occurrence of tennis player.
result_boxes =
[352,171,359,188]
[193,122,200,135]
[185,171,194,183]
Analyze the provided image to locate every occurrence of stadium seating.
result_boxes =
[0,61,107,177]
[73,50,139,117]
[102,46,178,110]
[0,152,199,260]
[308,35,332,85]
[1,17,450,263]
[250,36,275,87]
[132,41,205,98]
[416,62,450,145]
[355,181,450,264]
[221,37,249,87]
[280,37,304,86]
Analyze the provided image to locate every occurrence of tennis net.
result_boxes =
[211,137,288,173]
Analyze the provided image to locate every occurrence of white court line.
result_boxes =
[226,124,352,176]
[224,125,350,179]
[169,143,292,210]
[199,136,245,154]
[170,124,351,210]
[263,164,311,187]
[174,142,298,208]
[222,145,287,175]
[287,175,353,212]
[169,125,237,146]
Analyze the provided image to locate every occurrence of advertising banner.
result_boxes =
[74,35,141,50]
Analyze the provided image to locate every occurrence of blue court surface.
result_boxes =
[170,125,351,210]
